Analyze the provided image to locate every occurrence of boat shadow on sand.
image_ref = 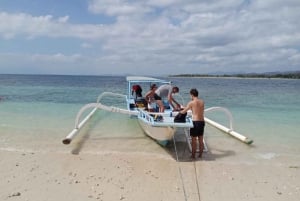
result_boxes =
[164,140,236,162]
[69,128,236,162]
[67,115,236,161]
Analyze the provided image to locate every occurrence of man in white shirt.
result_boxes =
[154,84,180,112]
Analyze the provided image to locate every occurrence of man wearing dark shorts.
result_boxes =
[179,88,205,158]
[190,121,205,137]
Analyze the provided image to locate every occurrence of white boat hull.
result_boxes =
[137,118,176,141]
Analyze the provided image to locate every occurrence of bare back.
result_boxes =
[189,98,204,121]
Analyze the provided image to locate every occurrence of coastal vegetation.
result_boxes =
[170,71,300,79]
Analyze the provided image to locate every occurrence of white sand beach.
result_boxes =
[1,135,300,201]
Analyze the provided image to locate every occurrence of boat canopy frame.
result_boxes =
[126,76,171,99]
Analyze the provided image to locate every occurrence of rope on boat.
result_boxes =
[172,136,188,201]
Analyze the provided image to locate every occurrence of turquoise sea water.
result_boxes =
[0,74,299,162]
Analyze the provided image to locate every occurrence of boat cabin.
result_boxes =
[126,76,171,111]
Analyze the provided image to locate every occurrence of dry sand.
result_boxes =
[1,146,300,201]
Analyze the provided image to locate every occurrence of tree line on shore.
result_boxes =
[170,72,300,79]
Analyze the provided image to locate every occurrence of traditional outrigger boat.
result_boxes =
[62,76,252,152]
[126,76,195,142]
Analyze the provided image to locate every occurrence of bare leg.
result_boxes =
[191,136,196,158]
[156,100,164,113]
[198,135,204,158]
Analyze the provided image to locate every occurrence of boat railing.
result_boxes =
[138,109,155,124]
[137,109,194,128]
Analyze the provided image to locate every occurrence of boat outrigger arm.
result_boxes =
[204,107,253,144]
[62,92,253,145]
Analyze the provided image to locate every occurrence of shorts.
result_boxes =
[190,121,205,137]
[148,102,156,109]
[154,93,162,100]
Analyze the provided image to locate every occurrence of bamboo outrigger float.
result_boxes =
[62,76,253,151]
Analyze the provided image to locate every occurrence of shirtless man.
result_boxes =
[180,88,205,158]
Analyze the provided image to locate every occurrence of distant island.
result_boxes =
[170,71,300,79]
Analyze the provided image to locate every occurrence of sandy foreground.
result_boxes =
[1,138,300,201]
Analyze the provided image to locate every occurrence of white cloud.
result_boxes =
[58,16,69,23]
[0,12,108,40]
[0,0,300,75]
[81,42,93,48]
[30,53,83,63]
[88,0,150,16]
[147,0,179,7]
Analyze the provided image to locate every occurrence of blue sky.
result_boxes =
[0,0,299,75]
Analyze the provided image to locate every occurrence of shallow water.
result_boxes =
[0,74,299,163]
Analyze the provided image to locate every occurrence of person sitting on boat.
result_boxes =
[145,84,158,112]
[154,84,180,112]
[132,84,143,99]
[132,84,147,108]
